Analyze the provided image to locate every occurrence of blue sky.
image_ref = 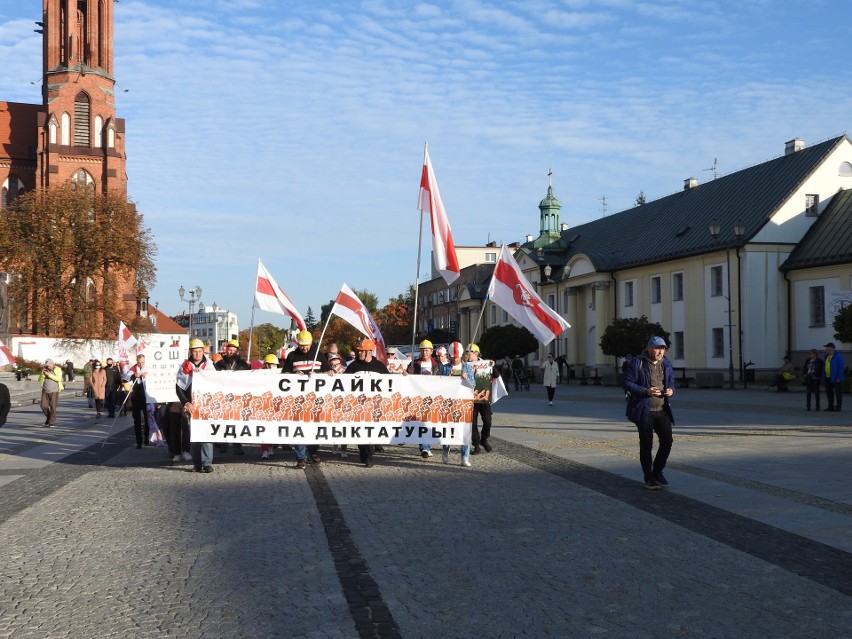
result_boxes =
[1,0,850,333]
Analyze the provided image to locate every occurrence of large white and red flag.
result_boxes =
[118,321,137,349]
[486,244,570,346]
[254,260,307,331]
[331,284,388,364]
[418,145,460,285]
[0,339,15,367]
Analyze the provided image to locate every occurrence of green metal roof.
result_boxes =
[781,187,852,271]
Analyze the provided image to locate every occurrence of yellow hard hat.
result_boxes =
[467,343,480,353]
[419,340,433,349]
[189,338,205,349]
[226,339,239,348]
[263,354,279,365]
[296,330,313,346]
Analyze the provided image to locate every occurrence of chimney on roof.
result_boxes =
[525,234,533,242]
[785,138,805,155]
[560,222,569,231]
[684,177,699,191]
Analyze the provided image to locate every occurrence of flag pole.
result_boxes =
[411,141,427,354]
[310,310,334,373]
[247,259,261,360]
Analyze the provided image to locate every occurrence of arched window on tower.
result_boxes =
[71,169,95,192]
[61,112,71,145]
[1,176,25,209]
[48,113,58,145]
[74,93,91,147]
[840,161,852,177]
[94,116,103,148]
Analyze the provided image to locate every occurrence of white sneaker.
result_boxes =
[442,449,450,464]
[182,452,192,461]
[421,449,433,458]
[261,451,269,459]
[462,459,471,467]
[172,454,181,463]
[549,401,553,406]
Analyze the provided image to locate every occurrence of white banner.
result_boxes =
[189,371,474,445]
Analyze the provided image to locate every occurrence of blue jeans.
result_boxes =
[191,442,214,468]
[294,444,320,460]
[419,444,431,452]
[443,444,470,461]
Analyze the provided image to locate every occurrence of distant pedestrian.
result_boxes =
[129,354,151,448]
[82,358,95,408]
[407,339,438,458]
[623,336,675,490]
[541,353,559,406]
[802,349,823,411]
[90,360,107,418]
[38,358,64,427]
[823,342,845,412]
[555,355,568,384]
[103,358,121,418]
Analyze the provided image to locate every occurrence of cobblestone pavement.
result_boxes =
[0,385,850,638]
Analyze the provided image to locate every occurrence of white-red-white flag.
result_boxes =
[418,146,460,285]
[486,244,570,345]
[254,260,307,331]
[331,284,388,364]
[0,339,15,367]
[118,321,137,349]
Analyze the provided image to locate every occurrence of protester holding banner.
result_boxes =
[176,339,217,473]
[344,338,389,467]
[441,342,472,467]
[407,340,438,459]
[259,354,280,460]
[215,339,251,455]
[467,344,497,454]
[284,330,329,466]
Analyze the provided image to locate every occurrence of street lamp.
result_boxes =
[708,221,745,390]
[178,285,202,339]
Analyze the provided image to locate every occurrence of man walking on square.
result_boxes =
[623,336,675,490]
[38,358,64,427]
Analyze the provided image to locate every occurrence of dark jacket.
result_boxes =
[622,354,675,426]
[0,382,10,427]
[104,365,122,391]
[215,354,251,371]
[802,357,824,382]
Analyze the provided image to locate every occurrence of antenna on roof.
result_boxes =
[703,158,718,180]
[599,195,608,218]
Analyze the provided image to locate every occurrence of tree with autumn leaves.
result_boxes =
[0,184,156,338]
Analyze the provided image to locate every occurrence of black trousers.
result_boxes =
[806,379,821,410]
[637,410,673,479]
[826,381,843,411]
[546,386,556,402]
[472,403,492,446]
[132,400,149,446]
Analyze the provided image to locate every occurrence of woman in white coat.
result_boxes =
[541,354,559,406]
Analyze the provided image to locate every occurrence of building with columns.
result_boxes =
[418,135,852,383]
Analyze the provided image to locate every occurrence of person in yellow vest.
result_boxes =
[38,358,64,427]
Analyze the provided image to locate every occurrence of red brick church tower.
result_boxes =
[0,0,138,336]
[1,0,126,205]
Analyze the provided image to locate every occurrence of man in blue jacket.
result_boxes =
[623,336,675,490]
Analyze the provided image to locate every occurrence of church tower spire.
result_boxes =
[37,0,125,193]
